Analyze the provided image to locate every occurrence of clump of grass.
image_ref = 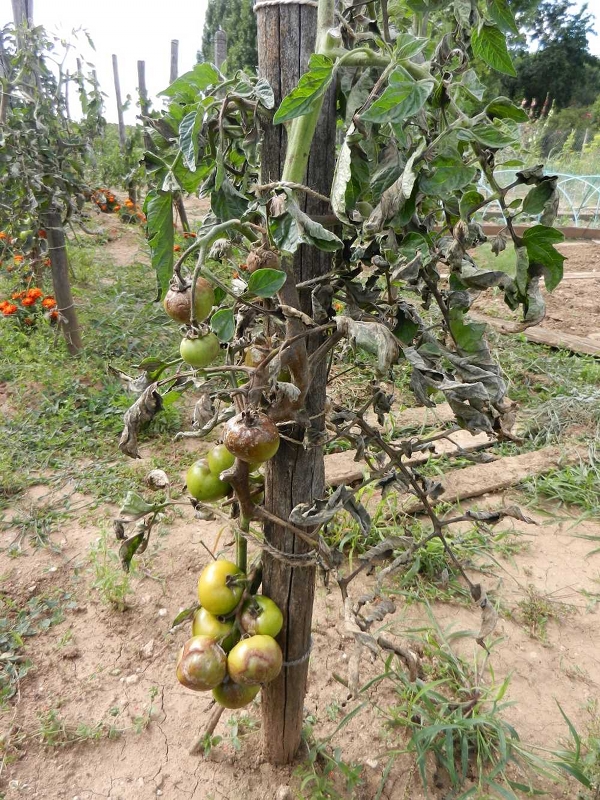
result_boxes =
[89,528,134,611]
[516,584,574,641]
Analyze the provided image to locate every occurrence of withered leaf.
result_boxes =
[119,530,149,572]
[359,536,413,565]
[119,383,163,459]
[336,316,401,376]
[290,484,371,535]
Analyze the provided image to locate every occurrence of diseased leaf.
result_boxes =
[246,268,287,298]
[289,484,371,535]
[253,77,275,109]
[172,605,200,627]
[273,54,334,123]
[336,316,401,375]
[179,109,202,172]
[119,531,148,573]
[144,190,174,300]
[118,492,156,521]
[119,384,163,459]
[395,32,429,59]
[160,62,221,100]
[419,156,477,196]
[459,190,484,219]
[211,176,248,221]
[522,178,557,216]
[468,119,519,148]
[485,96,528,122]
[471,23,516,76]
[331,134,353,224]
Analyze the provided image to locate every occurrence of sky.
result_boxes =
[0,0,598,124]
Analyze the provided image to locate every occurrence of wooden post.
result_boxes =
[137,60,153,152]
[112,53,126,151]
[11,0,34,27]
[256,0,336,764]
[214,28,227,68]
[43,209,83,355]
[170,39,179,85]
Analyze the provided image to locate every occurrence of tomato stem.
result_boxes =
[236,516,249,573]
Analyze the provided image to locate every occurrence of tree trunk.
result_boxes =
[43,210,83,355]
[256,0,336,764]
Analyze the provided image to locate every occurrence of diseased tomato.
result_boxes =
[212,678,260,709]
[223,411,280,464]
[227,635,283,686]
[176,635,227,691]
[180,332,220,368]
[197,560,245,616]
[186,459,230,503]
[192,607,239,652]
[164,277,215,324]
[240,595,283,637]
[206,444,236,476]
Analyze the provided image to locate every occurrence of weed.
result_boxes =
[523,443,600,519]
[517,584,574,641]
[296,715,365,800]
[89,528,134,610]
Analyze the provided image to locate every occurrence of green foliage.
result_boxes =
[201,0,257,73]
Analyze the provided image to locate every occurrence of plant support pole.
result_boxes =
[43,209,83,355]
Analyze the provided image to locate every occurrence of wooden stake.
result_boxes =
[43,209,83,355]
[112,53,126,151]
[137,60,153,152]
[170,39,179,85]
[256,0,337,765]
[214,28,227,68]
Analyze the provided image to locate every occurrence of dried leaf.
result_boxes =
[119,383,163,459]
[466,506,536,525]
[336,316,400,376]
[146,469,170,491]
[119,531,149,572]
[359,537,412,565]
[476,593,498,648]
[289,484,371,536]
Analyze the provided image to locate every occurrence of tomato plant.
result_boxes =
[114,0,566,771]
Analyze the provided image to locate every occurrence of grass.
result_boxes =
[516,584,574,641]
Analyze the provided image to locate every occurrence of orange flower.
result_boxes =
[114,204,121,211]
[12,291,25,300]
[14,255,24,263]
[0,232,7,240]
[108,195,115,202]
[239,263,248,271]
[125,199,134,208]
[43,258,51,267]
[0,301,9,311]
[2,303,18,315]
[27,287,43,300]
[173,245,181,252]
[42,297,57,309]
[183,231,197,239]
[101,205,107,211]
[21,296,36,307]
[49,310,59,321]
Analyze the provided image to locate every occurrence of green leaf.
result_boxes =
[471,23,516,76]
[179,109,202,172]
[395,32,429,59]
[523,224,565,291]
[210,307,235,342]
[485,96,528,122]
[273,55,334,123]
[144,189,174,300]
[270,197,343,254]
[119,491,156,521]
[449,308,488,353]
[469,119,519,148]
[362,76,434,124]
[419,156,477,196]
[247,268,287,298]
[172,605,200,628]
[487,0,518,33]
[522,179,556,216]
[460,190,484,219]
[160,62,221,101]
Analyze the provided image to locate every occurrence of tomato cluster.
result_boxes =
[176,559,284,709]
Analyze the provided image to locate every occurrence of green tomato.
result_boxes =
[192,607,239,652]
[186,459,230,503]
[180,332,220,368]
[212,679,260,709]
[176,635,227,691]
[227,635,283,686]
[240,595,283,637]
[206,444,236,476]
[197,559,245,616]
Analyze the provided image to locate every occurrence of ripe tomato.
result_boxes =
[240,595,283,637]
[227,635,283,686]
[197,560,245,616]
[192,607,239,652]
[180,332,220,368]
[223,411,280,464]
[212,679,260,709]
[164,277,215,324]
[186,459,230,503]
[206,444,236,476]
[176,635,227,691]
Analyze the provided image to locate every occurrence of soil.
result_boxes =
[2,211,600,799]
[472,241,600,338]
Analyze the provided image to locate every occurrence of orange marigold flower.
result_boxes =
[0,301,9,310]
[12,291,25,300]
[27,287,43,300]
[173,245,181,252]
[125,199,134,208]
[108,195,115,202]
[114,204,121,211]
[101,205,107,211]
[42,297,57,309]
[43,258,51,267]
[49,310,59,321]
[6,266,13,273]
[2,303,18,315]
[239,263,248,271]
[0,232,7,239]
[21,296,36,307]
[13,255,24,263]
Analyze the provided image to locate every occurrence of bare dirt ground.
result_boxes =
[2,214,600,799]
[473,241,600,338]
